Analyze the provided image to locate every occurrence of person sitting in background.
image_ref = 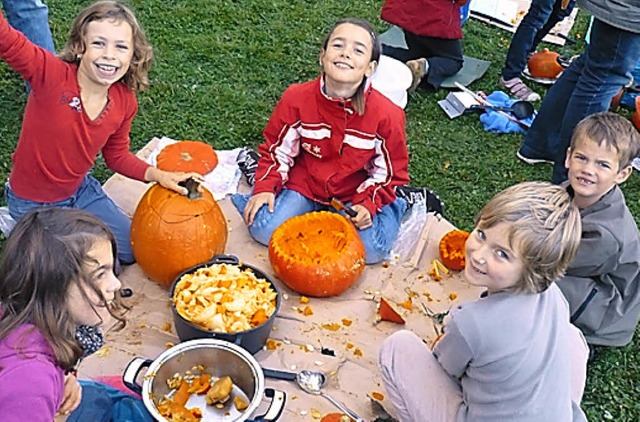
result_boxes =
[556,112,640,358]
[380,0,465,92]
[499,0,576,101]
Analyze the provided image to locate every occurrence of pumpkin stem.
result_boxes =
[180,178,202,199]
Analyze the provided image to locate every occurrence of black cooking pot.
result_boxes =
[169,254,280,355]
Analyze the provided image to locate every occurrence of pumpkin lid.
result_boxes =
[156,140,219,175]
[142,185,219,224]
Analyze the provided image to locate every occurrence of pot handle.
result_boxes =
[122,357,152,395]
[262,368,297,381]
[209,254,239,265]
[250,388,286,422]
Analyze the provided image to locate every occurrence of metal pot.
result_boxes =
[169,254,280,354]
[123,339,286,421]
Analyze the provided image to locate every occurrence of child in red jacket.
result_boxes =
[232,18,417,264]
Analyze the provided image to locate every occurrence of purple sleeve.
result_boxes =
[0,360,63,421]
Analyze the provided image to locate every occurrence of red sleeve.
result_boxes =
[0,10,66,89]
[101,94,150,181]
[253,85,301,196]
[351,105,410,217]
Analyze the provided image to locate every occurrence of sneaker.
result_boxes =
[499,76,541,102]
[396,185,445,216]
[516,149,553,165]
[406,58,429,92]
[236,147,260,186]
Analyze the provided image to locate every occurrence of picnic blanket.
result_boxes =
[79,138,485,421]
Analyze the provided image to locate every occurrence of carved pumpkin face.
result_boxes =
[130,184,228,286]
[439,230,470,271]
[527,49,563,79]
[156,140,219,175]
[268,211,365,297]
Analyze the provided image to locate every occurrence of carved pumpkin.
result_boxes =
[633,97,640,131]
[130,182,228,287]
[439,230,470,271]
[528,49,563,79]
[268,211,365,297]
[156,140,219,175]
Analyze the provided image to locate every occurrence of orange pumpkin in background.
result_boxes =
[439,230,470,271]
[130,180,228,287]
[528,49,564,79]
[156,140,218,175]
[268,211,365,297]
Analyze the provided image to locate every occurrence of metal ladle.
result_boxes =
[469,100,535,120]
[297,370,362,422]
[262,368,362,421]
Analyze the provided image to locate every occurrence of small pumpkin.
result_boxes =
[528,49,564,79]
[156,140,219,175]
[268,211,365,297]
[438,230,470,271]
[130,182,228,287]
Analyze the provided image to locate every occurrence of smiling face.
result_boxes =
[77,18,134,91]
[320,23,376,98]
[464,222,525,293]
[67,238,122,327]
[565,136,632,209]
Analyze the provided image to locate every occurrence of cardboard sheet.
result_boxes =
[81,138,484,421]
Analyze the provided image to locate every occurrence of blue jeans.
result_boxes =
[231,189,407,264]
[5,175,135,264]
[1,0,54,52]
[67,381,153,422]
[502,0,575,80]
[520,18,640,183]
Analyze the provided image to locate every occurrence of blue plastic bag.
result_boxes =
[478,91,536,134]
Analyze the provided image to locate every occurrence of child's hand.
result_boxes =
[350,204,372,229]
[145,167,204,195]
[56,373,81,417]
[244,192,275,226]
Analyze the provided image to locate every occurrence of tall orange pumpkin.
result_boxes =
[268,211,365,297]
[156,140,218,175]
[528,49,564,79]
[130,181,228,287]
[633,97,640,131]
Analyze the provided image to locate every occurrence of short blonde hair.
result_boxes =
[570,112,640,170]
[475,182,582,294]
[58,1,153,92]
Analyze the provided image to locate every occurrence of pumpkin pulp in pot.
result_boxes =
[269,211,365,297]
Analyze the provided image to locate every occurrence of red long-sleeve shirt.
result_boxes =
[0,11,149,202]
[254,77,410,217]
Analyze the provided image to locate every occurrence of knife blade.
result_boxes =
[330,197,358,218]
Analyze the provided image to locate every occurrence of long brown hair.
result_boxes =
[322,18,381,116]
[0,208,129,372]
[58,0,153,92]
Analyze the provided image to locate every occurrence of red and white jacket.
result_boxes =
[254,76,410,218]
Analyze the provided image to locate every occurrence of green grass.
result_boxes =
[1,1,639,419]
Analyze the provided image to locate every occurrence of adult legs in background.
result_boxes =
[502,0,573,81]
[383,30,463,90]
[521,18,640,183]
[378,330,462,422]
[2,0,54,52]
